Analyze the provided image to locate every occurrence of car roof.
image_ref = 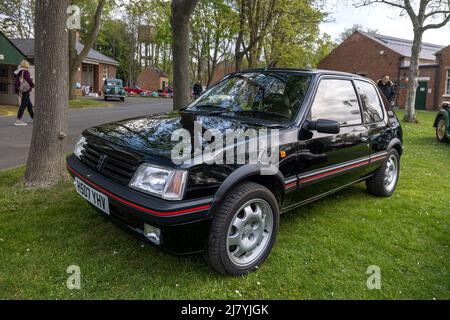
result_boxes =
[241,68,369,80]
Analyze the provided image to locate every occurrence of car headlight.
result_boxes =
[129,164,188,201]
[74,136,87,160]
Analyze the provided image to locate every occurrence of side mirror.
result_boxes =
[306,119,340,134]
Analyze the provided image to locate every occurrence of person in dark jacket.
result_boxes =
[14,60,35,126]
[193,80,203,99]
[377,76,396,105]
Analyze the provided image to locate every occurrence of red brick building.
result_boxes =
[207,60,236,86]
[318,32,450,110]
[137,66,169,91]
[11,38,119,96]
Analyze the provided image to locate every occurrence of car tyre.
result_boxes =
[104,96,108,101]
[121,97,125,102]
[436,117,449,143]
[205,182,279,276]
[366,149,400,197]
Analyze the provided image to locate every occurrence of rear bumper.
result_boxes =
[66,155,213,254]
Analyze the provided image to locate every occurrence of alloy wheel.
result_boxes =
[226,199,274,267]
[384,154,399,193]
[437,119,446,140]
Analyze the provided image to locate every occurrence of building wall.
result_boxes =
[74,63,117,95]
[436,46,450,106]
[137,67,167,91]
[397,66,438,110]
[318,32,403,81]
[317,32,446,110]
[0,64,19,105]
[209,60,235,86]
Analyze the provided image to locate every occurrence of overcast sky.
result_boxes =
[320,0,450,45]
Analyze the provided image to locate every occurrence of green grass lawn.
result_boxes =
[0,105,18,117]
[0,100,110,118]
[0,111,449,300]
[69,99,112,109]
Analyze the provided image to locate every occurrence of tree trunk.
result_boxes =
[234,0,246,72]
[68,30,78,100]
[197,51,203,83]
[248,46,258,69]
[235,52,244,72]
[404,30,423,123]
[25,0,70,188]
[171,0,199,110]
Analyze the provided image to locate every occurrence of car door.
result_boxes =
[355,79,390,171]
[289,77,371,205]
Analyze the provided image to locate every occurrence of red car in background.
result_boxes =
[124,85,144,95]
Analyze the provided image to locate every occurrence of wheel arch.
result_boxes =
[433,111,449,128]
[388,138,403,157]
[210,165,285,216]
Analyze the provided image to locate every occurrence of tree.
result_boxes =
[68,0,106,100]
[338,24,379,43]
[234,0,277,71]
[262,0,329,68]
[356,0,450,122]
[190,0,238,86]
[95,19,134,81]
[310,34,336,68]
[0,0,35,38]
[25,0,70,187]
[171,0,199,109]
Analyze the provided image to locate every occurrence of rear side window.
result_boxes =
[310,79,362,126]
[355,80,384,123]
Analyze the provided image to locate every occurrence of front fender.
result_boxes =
[387,137,404,156]
[211,164,285,214]
[433,110,450,129]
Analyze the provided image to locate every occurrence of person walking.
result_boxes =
[377,75,396,106]
[193,80,203,99]
[14,60,35,126]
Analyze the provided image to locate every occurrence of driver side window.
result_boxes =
[310,79,362,126]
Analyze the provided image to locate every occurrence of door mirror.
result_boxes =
[306,119,340,134]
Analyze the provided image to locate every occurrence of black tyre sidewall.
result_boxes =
[382,149,400,196]
[212,184,279,276]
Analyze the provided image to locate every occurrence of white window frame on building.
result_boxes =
[102,66,108,81]
[445,69,450,96]
[82,64,95,88]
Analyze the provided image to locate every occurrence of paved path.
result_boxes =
[0,98,173,170]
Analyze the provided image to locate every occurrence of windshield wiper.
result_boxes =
[182,105,230,115]
[231,110,291,120]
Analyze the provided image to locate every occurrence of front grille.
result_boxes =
[80,140,141,185]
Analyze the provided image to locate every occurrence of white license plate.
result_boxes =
[74,178,110,215]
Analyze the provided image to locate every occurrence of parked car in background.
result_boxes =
[434,102,450,143]
[68,69,403,276]
[124,85,144,96]
[103,79,126,102]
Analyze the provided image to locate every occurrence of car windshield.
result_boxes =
[186,72,312,124]
[107,80,122,86]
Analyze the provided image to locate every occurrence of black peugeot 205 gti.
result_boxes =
[67,69,403,276]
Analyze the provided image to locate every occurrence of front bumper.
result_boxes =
[67,155,213,255]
